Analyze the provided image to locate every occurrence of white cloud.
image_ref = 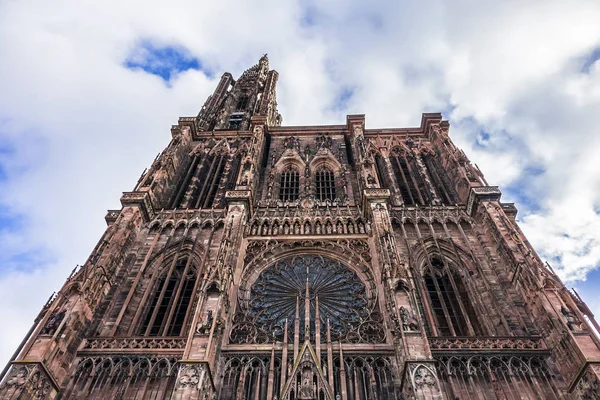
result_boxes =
[1,0,600,368]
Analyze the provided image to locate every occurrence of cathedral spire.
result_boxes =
[196,54,281,131]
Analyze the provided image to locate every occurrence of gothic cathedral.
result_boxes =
[2,55,599,400]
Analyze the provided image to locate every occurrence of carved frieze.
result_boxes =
[80,337,186,354]
[428,336,545,353]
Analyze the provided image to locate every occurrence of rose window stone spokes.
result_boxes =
[230,254,385,344]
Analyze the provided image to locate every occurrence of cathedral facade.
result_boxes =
[1,55,599,399]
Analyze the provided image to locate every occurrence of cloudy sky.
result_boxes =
[1,0,600,366]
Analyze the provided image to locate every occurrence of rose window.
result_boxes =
[231,254,384,344]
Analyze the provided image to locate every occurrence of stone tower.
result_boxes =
[1,56,599,400]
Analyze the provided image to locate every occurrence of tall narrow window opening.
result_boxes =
[374,155,388,188]
[236,95,249,111]
[390,153,418,205]
[279,167,300,201]
[423,258,481,336]
[422,154,454,205]
[139,257,197,336]
[188,153,226,209]
[316,168,336,201]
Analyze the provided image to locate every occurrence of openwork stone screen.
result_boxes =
[231,254,386,344]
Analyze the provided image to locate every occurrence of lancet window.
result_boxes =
[374,154,388,189]
[279,167,300,201]
[172,151,228,209]
[422,154,454,205]
[421,258,481,336]
[236,95,250,111]
[138,256,197,337]
[389,151,423,206]
[315,167,336,201]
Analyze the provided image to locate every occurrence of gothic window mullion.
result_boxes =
[139,275,165,335]
[161,256,193,336]
[428,267,457,336]
[293,169,299,200]
[414,273,438,336]
[444,268,477,336]
[316,168,336,201]
[227,154,242,190]
[172,154,199,209]
[152,272,179,335]
[328,171,336,200]
[392,155,415,205]
[438,274,464,335]
[279,168,300,201]
[143,255,181,336]
[177,264,203,337]
[317,171,322,200]
[193,154,218,208]
[424,154,452,205]
[203,154,226,208]
[182,154,211,208]
[404,156,426,205]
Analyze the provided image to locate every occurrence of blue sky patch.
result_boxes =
[504,165,545,214]
[331,87,354,112]
[300,5,318,27]
[124,40,210,82]
[580,47,600,73]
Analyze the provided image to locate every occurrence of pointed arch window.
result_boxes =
[139,256,197,336]
[316,167,336,201]
[390,151,423,206]
[172,151,228,209]
[236,95,250,111]
[422,258,481,336]
[279,167,300,201]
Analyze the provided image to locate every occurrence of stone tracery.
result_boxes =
[231,254,384,344]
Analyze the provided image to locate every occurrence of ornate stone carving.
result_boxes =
[178,365,201,388]
[561,305,583,331]
[40,310,65,335]
[196,310,214,335]
[573,367,600,400]
[465,185,501,215]
[2,365,29,387]
[399,306,420,332]
[231,254,384,344]
[428,336,544,352]
[81,337,186,353]
[411,364,437,389]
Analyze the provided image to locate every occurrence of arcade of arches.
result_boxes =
[2,56,598,400]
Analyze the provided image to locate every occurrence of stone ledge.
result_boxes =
[120,191,155,222]
[466,186,502,216]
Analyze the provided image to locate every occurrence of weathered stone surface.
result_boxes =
[2,56,599,400]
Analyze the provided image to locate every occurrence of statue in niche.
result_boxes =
[299,366,316,399]
[400,306,419,332]
[561,305,583,331]
[366,173,376,185]
[41,310,65,335]
[197,310,214,335]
